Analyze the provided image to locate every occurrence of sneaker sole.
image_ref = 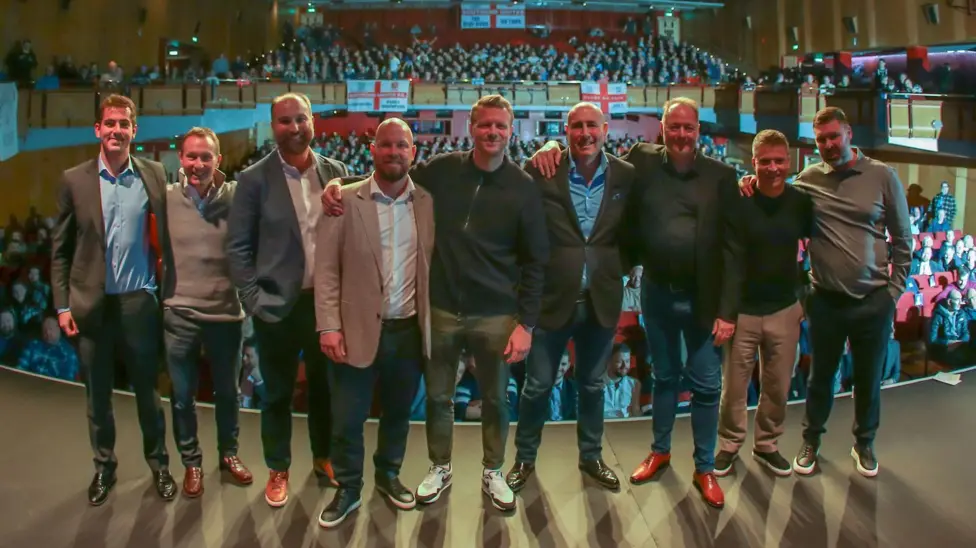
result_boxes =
[265,494,288,508]
[713,454,737,478]
[416,478,452,505]
[792,456,817,476]
[482,484,516,512]
[752,452,793,477]
[850,447,879,478]
[317,499,362,528]
[377,486,417,510]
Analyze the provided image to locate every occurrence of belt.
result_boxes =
[646,275,696,294]
[382,315,418,329]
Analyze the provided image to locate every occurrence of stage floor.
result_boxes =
[0,367,974,548]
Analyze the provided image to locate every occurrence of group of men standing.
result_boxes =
[52,89,910,526]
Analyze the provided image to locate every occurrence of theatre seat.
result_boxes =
[895,292,921,341]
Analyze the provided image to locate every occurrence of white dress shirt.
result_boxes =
[370,175,419,319]
[280,152,323,289]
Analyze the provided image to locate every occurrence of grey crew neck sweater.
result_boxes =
[163,177,245,322]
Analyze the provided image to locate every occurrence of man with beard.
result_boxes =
[321,95,549,512]
[507,102,636,494]
[51,94,175,505]
[162,127,253,498]
[314,119,434,527]
[530,97,739,509]
[740,107,911,478]
[227,93,348,507]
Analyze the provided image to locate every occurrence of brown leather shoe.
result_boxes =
[265,470,289,507]
[629,452,671,485]
[693,471,725,509]
[220,455,254,485]
[313,458,339,487]
[183,467,204,498]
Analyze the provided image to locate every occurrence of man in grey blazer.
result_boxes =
[51,94,175,506]
[508,102,635,493]
[226,92,348,507]
[314,119,434,528]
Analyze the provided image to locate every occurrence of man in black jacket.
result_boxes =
[321,95,550,512]
[506,102,635,493]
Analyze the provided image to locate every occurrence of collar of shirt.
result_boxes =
[567,151,608,189]
[816,148,867,175]
[661,147,703,178]
[179,168,226,203]
[97,154,135,184]
[369,174,416,203]
[278,149,316,179]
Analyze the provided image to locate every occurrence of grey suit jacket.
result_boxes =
[525,149,636,330]
[50,156,169,330]
[226,149,348,323]
[314,179,435,367]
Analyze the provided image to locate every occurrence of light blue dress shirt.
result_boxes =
[98,155,156,295]
[567,152,608,289]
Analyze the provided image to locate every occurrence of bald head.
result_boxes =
[371,117,416,185]
[566,102,608,161]
[376,118,414,146]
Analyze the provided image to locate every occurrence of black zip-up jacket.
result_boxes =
[338,150,550,327]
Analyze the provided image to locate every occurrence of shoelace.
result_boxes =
[422,466,448,487]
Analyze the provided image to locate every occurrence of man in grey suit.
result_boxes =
[226,92,348,508]
[314,119,435,528]
[51,94,175,506]
[508,102,635,493]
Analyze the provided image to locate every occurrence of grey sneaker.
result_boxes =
[793,441,819,476]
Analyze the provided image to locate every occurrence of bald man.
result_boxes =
[314,119,435,527]
[507,103,636,493]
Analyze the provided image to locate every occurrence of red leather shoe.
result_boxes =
[314,458,339,487]
[693,471,725,509]
[182,467,204,498]
[629,452,671,484]
[265,470,289,508]
[220,456,253,485]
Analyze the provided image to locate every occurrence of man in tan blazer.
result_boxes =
[314,119,434,528]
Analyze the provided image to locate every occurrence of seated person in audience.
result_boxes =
[603,343,641,419]
[835,340,853,394]
[549,351,578,422]
[8,281,42,333]
[964,234,974,251]
[944,228,957,250]
[16,316,79,381]
[622,275,642,313]
[910,247,936,276]
[937,267,976,302]
[455,354,519,422]
[26,266,51,310]
[928,289,972,367]
[914,235,933,261]
[239,342,266,410]
[908,207,923,235]
[937,244,956,273]
[962,250,976,274]
[0,308,24,365]
[964,289,976,323]
[882,322,901,386]
[926,208,951,234]
[952,240,968,271]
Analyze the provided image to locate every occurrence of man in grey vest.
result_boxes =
[162,127,253,498]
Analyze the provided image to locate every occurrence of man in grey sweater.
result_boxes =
[743,107,911,478]
[162,127,253,497]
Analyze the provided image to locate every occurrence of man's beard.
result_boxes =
[375,163,407,183]
[277,132,310,154]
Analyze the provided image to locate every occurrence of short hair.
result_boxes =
[180,126,221,156]
[98,94,137,124]
[813,106,849,126]
[959,266,972,279]
[270,92,313,120]
[752,129,789,156]
[612,343,631,356]
[661,97,699,123]
[470,94,514,124]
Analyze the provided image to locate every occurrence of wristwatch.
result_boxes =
[520,323,535,334]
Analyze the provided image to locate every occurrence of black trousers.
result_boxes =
[803,286,895,447]
[79,290,168,475]
[163,309,244,468]
[253,292,332,471]
[328,317,423,494]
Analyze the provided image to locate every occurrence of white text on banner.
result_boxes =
[461,3,526,29]
[346,80,411,112]
[0,83,18,162]
[580,82,628,114]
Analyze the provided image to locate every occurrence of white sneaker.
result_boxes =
[482,468,516,511]
[416,463,452,504]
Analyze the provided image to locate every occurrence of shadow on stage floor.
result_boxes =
[0,366,973,547]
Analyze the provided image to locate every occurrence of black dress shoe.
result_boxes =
[88,473,117,506]
[153,469,177,501]
[579,459,620,491]
[375,475,416,510]
[505,462,535,493]
[318,488,362,528]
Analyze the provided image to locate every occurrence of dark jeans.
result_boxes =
[802,286,895,447]
[642,280,723,473]
[79,290,168,475]
[253,292,331,471]
[515,297,615,463]
[328,318,423,494]
[163,309,244,468]
[426,308,515,470]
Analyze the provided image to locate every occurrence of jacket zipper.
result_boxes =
[457,179,483,322]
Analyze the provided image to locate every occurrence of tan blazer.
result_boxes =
[314,178,435,367]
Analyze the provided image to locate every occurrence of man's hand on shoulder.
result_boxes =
[738,175,758,197]
[321,179,345,217]
[529,141,563,179]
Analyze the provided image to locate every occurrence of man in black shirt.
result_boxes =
[716,130,812,478]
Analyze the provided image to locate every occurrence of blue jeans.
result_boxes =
[642,281,723,473]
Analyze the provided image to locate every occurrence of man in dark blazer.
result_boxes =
[51,94,175,506]
[226,92,348,508]
[507,102,635,493]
